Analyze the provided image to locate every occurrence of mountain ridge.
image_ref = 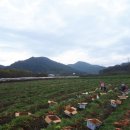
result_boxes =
[0,57,105,75]
[6,57,78,75]
[100,62,130,74]
[0,65,5,69]
[68,61,105,74]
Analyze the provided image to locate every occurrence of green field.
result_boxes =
[0,75,130,130]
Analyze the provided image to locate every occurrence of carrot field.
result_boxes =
[0,75,130,130]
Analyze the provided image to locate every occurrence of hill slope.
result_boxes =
[101,62,130,74]
[7,57,78,75]
[68,61,105,74]
[0,65,5,69]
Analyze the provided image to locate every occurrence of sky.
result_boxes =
[0,0,130,67]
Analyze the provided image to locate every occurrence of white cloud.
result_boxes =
[0,0,66,33]
[0,0,130,66]
[51,49,90,64]
[51,48,130,67]
[0,47,31,66]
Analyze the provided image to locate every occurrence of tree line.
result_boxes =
[0,69,47,78]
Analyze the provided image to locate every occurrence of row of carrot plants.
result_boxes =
[0,75,130,129]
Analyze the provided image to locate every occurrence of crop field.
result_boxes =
[0,75,130,130]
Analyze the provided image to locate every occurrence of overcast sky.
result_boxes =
[0,0,130,67]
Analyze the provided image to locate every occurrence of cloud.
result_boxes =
[0,0,66,33]
[51,49,90,65]
[0,42,31,65]
[0,0,130,66]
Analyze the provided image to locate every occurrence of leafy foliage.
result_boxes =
[0,75,130,129]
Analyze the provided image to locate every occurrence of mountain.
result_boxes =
[68,61,105,74]
[0,65,5,69]
[7,57,78,75]
[100,62,130,74]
